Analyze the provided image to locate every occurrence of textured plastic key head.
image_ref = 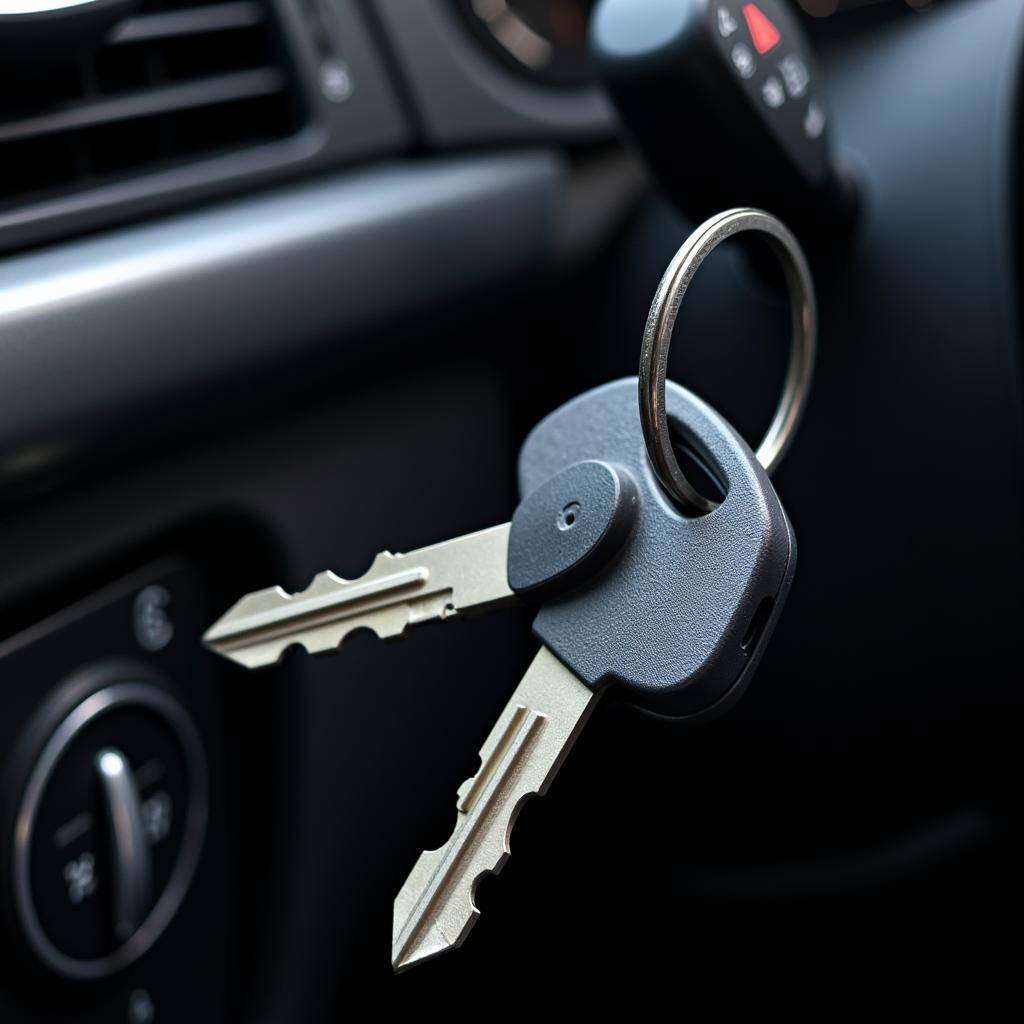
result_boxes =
[517,379,796,719]
[507,460,639,598]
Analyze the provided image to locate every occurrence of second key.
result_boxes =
[392,377,796,971]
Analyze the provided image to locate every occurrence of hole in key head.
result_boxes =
[666,420,728,511]
[557,502,580,531]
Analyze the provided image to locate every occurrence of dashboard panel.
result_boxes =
[0,0,1020,1017]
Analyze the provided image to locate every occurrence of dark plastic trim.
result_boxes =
[0,0,408,255]
[0,150,564,492]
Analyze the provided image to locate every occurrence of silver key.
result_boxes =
[203,524,514,669]
[390,372,800,972]
[392,645,598,973]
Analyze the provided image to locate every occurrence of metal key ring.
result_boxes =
[638,208,816,515]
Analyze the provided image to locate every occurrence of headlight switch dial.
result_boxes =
[12,678,207,980]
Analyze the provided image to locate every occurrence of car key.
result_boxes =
[391,378,796,971]
[203,524,516,669]
[204,380,795,972]
[203,208,814,974]
[391,208,814,971]
[205,207,812,676]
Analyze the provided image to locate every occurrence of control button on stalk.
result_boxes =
[717,5,739,38]
[730,42,756,78]
[761,76,785,109]
[804,99,826,139]
[779,53,809,98]
[742,2,781,54]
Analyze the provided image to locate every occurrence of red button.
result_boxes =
[742,3,781,55]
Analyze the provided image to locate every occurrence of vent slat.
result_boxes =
[0,68,286,146]
[0,0,301,215]
[110,2,265,44]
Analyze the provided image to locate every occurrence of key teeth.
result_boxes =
[390,781,542,972]
[202,566,438,667]
[389,837,522,972]
[202,523,514,671]
[205,616,405,669]
[389,648,596,973]
[391,702,552,972]
[365,550,403,575]
[454,775,474,809]
[391,842,491,973]
[202,565,390,642]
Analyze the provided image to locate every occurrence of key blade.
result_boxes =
[391,646,598,973]
[203,524,513,668]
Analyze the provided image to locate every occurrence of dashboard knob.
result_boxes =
[11,677,207,980]
[95,747,153,943]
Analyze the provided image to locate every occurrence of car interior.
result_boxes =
[0,0,1019,1018]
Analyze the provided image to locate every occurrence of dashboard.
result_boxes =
[0,0,1020,1018]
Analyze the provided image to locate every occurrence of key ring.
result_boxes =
[638,208,816,515]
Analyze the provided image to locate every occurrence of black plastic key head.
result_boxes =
[512,379,795,719]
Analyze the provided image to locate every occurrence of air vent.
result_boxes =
[0,0,304,213]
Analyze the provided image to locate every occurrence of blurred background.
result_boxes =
[0,0,1020,1018]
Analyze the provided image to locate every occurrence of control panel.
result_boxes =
[0,558,240,1023]
[13,674,207,980]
